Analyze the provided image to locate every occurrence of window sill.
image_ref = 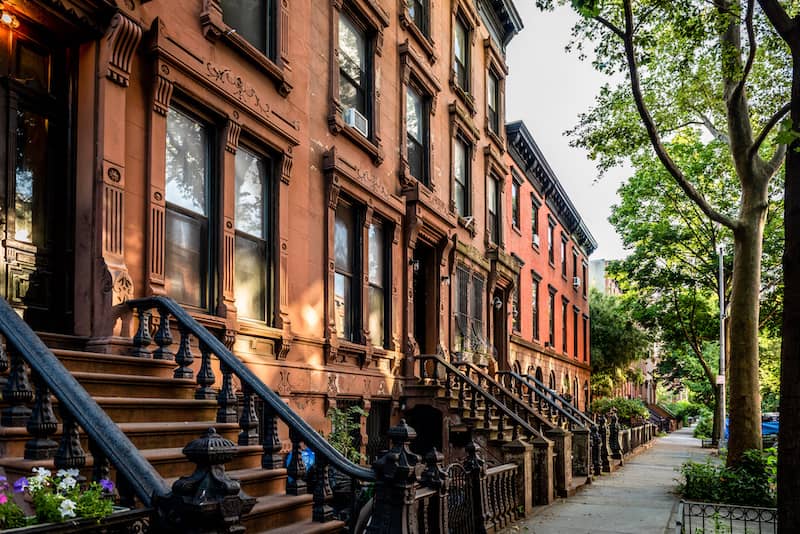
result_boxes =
[238,319,282,340]
[486,127,505,153]
[450,81,476,116]
[457,215,478,237]
[512,225,522,237]
[531,242,540,253]
[200,12,292,96]
[329,113,384,165]
[399,12,437,63]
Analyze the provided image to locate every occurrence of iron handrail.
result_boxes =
[416,354,546,440]
[495,370,587,430]
[0,298,170,505]
[128,296,375,482]
[519,372,594,427]
[455,362,556,431]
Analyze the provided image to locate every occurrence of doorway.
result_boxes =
[492,288,508,369]
[412,242,437,355]
[0,29,74,332]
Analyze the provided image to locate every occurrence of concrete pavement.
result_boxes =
[507,426,711,534]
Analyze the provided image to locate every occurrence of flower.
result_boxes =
[99,479,114,493]
[12,477,28,493]
[59,498,76,519]
[56,469,79,479]
[57,477,77,491]
[32,467,51,478]
[0,493,7,504]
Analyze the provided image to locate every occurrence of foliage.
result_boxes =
[589,288,651,376]
[694,413,714,439]
[759,336,781,412]
[326,405,368,464]
[664,401,710,425]
[590,397,649,421]
[677,448,777,506]
[0,475,25,530]
[12,467,115,525]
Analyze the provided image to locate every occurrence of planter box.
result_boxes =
[4,507,152,533]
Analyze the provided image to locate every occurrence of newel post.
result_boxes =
[158,428,256,533]
[609,412,623,462]
[367,420,422,534]
[464,440,489,534]
[420,448,449,533]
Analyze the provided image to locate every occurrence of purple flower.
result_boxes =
[13,477,28,493]
[99,479,114,492]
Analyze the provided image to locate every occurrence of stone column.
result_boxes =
[531,435,554,505]
[502,438,534,517]
[545,426,572,497]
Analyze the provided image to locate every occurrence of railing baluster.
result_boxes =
[55,406,86,471]
[216,362,238,423]
[497,412,505,441]
[25,371,58,460]
[89,438,111,483]
[311,454,333,522]
[483,402,491,429]
[1,347,33,426]
[131,306,152,358]
[0,333,8,389]
[174,324,194,379]
[195,341,217,400]
[261,403,283,469]
[152,307,174,360]
[470,381,478,419]
[238,384,260,445]
[286,427,307,495]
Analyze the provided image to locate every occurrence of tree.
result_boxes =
[537,0,790,466]
[608,131,784,439]
[749,2,800,530]
[589,287,651,397]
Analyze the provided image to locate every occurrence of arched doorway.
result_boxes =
[549,370,556,390]
[535,366,543,384]
[573,378,579,407]
[405,405,443,457]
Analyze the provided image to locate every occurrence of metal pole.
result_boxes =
[718,245,727,448]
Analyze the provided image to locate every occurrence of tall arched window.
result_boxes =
[549,370,556,391]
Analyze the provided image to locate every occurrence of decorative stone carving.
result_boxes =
[111,270,134,306]
[105,13,143,87]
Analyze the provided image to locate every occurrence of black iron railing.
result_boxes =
[0,297,170,507]
[416,354,546,442]
[513,371,595,428]
[495,369,587,432]
[676,500,777,534]
[127,296,374,526]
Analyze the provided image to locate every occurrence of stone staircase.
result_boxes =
[0,338,344,533]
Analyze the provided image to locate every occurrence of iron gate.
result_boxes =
[447,463,475,533]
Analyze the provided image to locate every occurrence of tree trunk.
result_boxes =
[778,49,800,534]
[726,193,767,465]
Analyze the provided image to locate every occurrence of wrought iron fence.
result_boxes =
[447,463,475,533]
[676,500,777,534]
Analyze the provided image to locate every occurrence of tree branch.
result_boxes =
[757,0,797,41]
[595,14,625,39]
[749,102,791,160]
[700,113,731,144]
[617,0,738,230]
[732,0,756,102]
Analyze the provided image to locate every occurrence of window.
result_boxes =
[407,0,428,36]
[583,315,588,361]
[573,248,579,282]
[511,179,520,229]
[487,70,499,133]
[471,274,485,345]
[406,85,429,184]
[549,370,556,390]
[512,274,521,333]
[454,136,470,217]
[573,307,579,358]
[531,196,540,246]
[455,266,470,352]
[368,221,390,347]
[455,265,487,354]
[339,12,370,123]
[582,263,588,298]
[453,16,469,90]
[334,202,359,341]
[221,0,276,59]
[487,177,499,244]
[234,146,271,322]
[548,222,555,264]
[548,289,556,347]
[165,107,213,310]
[561,299,568,353]
[532,275,540,341]
[561,236,568,277]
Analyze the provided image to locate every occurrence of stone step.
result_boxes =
[166,467,288,497]
[70,371,197,399]
[0,422,240,457]
[242,493,315,532]
[261,518,346,534]
[52,349,178,378]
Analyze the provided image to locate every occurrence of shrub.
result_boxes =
[326,405,368,464]
[664,401,710,425]
[590,397,649,422]
[677,448,776,507]
[693,413,713,439]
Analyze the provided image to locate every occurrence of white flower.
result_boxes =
[32,467,51,478]
[56,469,79,479]
[57,476,77,491]
[59,498,76,518]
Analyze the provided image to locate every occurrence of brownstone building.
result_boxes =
[0,0,609,530]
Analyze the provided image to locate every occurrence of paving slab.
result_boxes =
[506,426,711,534]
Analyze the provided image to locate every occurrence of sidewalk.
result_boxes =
[507,426,710,534]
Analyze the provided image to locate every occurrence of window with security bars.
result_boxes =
[455,266,470,352]
[512,274,521,333]
[366,400,391,463]
[454,266,486,354]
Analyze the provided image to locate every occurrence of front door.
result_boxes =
[412,242,437,354]
[0,27,73,331]
[492,288,508,369]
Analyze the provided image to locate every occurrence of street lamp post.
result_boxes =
[717,244,727,448]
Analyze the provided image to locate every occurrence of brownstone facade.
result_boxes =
[0,0,593,449]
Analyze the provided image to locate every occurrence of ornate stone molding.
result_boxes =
[105,12,143,87]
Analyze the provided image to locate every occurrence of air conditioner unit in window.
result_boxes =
[573,276,581,288]
[533,234,540,247]
[343,107,369,138]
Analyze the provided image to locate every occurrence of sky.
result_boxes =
[506,3,629,261]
